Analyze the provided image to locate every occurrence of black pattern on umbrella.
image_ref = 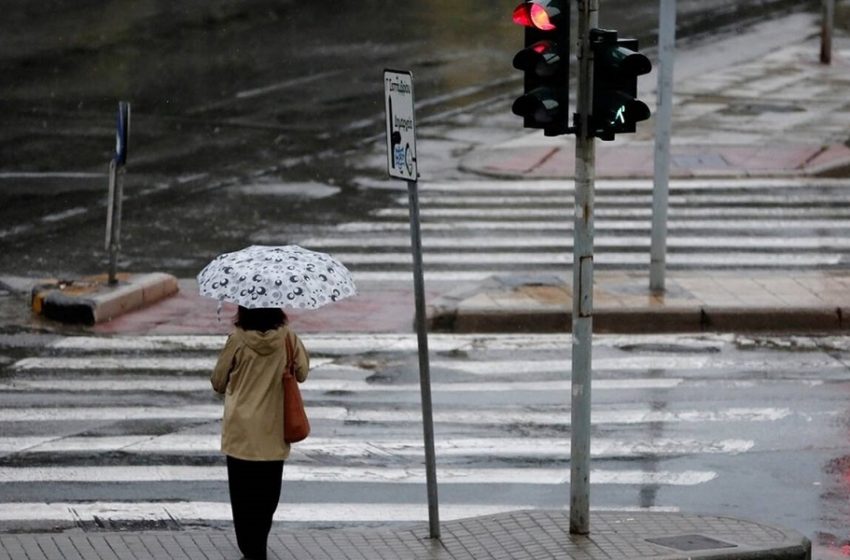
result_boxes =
[197,245,357,309]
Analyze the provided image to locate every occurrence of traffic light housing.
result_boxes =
[590,28,651,141]
[511,0,570,136]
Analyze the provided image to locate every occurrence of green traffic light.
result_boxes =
[590,28,652,140]
[614,105,626,125]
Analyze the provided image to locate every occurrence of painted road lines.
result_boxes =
[415,178,850,192]
[333,219,850,233]
[43,333,744,353]
[45,333,480,354]
[0,465,717,485]
[301,234,850,250]
[0,378,685,393]
[0,435,754,458]
[373,206,850,219]
[407,193,850,207]
[332,251,843,267]
[10,356,335,372]
[0,404,793,425]
[0,502,680,524]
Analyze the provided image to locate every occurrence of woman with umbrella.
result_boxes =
[201,245,356,560]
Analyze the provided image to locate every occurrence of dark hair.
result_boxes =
[235,306,288,332]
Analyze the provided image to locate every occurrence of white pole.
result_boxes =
[650,0,676,292]
[570,0,597,536]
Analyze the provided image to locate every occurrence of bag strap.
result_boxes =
[283,332,296,379]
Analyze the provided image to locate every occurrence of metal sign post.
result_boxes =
[384,69,440,539]
[105,101,130,285]
[570,0,598,536]
[650,0,676,293]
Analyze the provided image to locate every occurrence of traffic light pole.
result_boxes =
[570,0,597,536]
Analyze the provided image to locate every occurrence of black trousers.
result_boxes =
[226,456,284,560]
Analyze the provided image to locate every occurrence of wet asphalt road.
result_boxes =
[0,0,810,278]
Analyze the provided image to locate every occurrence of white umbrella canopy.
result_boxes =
[197,245,357,310]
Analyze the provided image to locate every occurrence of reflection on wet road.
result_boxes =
[0,0,805,277]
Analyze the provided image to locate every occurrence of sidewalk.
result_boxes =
[0,511,810,560]
[17,270,843,336]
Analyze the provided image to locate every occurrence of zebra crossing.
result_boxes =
[1,332,847,531]
[293,178,850,282]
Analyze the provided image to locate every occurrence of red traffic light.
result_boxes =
[512,1,563,31]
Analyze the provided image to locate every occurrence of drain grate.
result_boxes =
[646,534,738,552]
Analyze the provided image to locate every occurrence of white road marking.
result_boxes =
[406,193,850,207]
[0,377,683,393]
[334,219,850,232]
[11,356,334,371]
[0,465,716,485]
[0,502,680,523]
[373,206,850,219]
[0,435,753,458]
[332,251,843,267]
[0,172,106,179]
[46,334,486,354]
[0,405,792,425]
[301,234,850,250]
[416,178,850,192]
[44,333,738,353]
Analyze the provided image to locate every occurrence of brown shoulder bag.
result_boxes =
[283,334,310,443]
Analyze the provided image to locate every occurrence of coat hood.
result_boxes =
[235,326,285,356]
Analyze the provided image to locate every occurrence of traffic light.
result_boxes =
[590,28,651,141]
[511,0,570,136]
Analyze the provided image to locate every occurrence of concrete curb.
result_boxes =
[427,275,850,334]
[32,273,179,325]
[458,143,850,181]
[430,304,849,334]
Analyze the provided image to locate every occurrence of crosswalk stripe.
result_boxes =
[334,219,850,232]
[0,465,717,485]
[405,193,850,207]
[0,378,685,393]
[324,251,844,266]
[18,353,838,374]
[44,333,508,354]
[373,206,850,219]
[301,234,850,250]
[0,436,754,457]
[45,333,746,353]
[10,356,841,379]
[0,502,680,523]
[11,356,333,372]
[416,178,850,192]
[0,405,792,424]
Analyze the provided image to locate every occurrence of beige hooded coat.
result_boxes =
[211,325,309,461]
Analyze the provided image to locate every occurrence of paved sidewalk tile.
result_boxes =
[0,511,810,559]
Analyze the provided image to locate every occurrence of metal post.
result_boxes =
[106,101,129,285]
[105,160,124,285]
[570,0,597,536]
[650,0,676,293]
[821,0,834,64]
[406,178,440,539]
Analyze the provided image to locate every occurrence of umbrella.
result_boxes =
[197,245,357,310]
